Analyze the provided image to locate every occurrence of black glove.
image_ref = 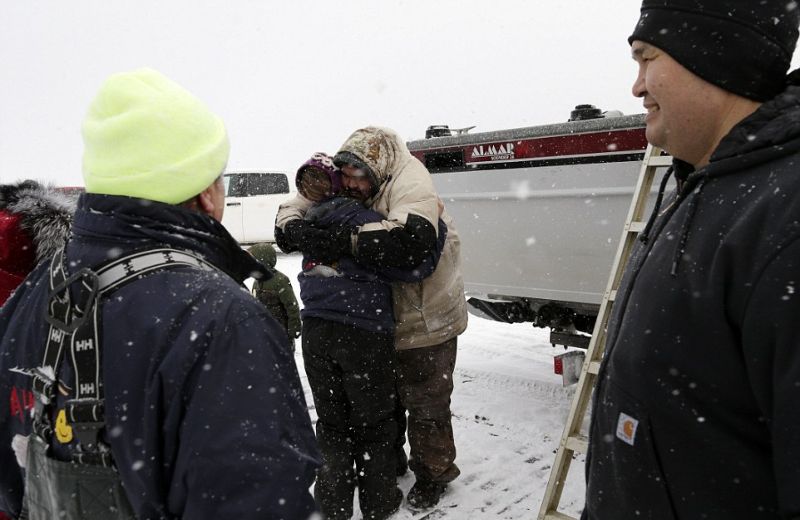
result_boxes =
[284,220,354,263]
[274,225,296,254]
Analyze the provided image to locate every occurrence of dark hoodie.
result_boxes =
[583,87,800,519]
[0,194,320,520]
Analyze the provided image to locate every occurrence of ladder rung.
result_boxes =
[646,154,673,168]
[587,361,601,374]
[543,512,578,520]
[627,221,646,233]
[565,434,588,454]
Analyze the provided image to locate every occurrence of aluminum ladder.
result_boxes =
[537,144,672,520]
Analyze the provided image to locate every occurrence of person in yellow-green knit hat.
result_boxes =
[0,68,320,520]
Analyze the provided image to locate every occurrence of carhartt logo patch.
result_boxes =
[616,412,639,446]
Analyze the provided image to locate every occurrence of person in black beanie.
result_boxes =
[583,1,800,519]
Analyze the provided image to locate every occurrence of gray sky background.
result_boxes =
[3,0,800,187]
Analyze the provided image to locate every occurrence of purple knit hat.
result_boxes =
[296,152,341,194]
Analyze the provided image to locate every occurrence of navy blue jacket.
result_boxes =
[584,87,800,518]
[298,196,446,334]
[0,194,320,520]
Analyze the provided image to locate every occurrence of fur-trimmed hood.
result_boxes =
[0,180,77,262]
[334,126,412,194]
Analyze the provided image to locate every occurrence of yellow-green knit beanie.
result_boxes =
[82,68,230,204]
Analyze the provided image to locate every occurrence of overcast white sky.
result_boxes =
[3,0,799,187]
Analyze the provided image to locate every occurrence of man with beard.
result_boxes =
[285,152,447,519]
[276,127,468,510]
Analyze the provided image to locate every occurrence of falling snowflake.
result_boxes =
[510,180,532,200]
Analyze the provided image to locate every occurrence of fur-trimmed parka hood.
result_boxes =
[0,180,77,262]
[0,180,77,305]
[333,127,412,193]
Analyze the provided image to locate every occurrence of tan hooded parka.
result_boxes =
[276,127,467,349]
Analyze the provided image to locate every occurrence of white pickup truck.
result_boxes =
[221,170,296,244]
[407,107,666,348]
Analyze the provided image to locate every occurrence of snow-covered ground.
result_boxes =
[275,252,587,519]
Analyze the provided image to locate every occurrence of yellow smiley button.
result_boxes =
[55,409,73,444]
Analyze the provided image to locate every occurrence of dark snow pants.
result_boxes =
[395,338,460,483]
[302,317,400,520]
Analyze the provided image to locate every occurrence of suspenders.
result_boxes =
[24,247,219,467]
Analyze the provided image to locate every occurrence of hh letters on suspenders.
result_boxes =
[18,247,217,520]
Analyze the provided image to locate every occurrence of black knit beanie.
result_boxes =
[629,0,800,101]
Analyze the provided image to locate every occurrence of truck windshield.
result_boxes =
[249,173,289,195]
[223,173,289,197]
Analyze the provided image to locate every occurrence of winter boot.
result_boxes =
[407,479,447,509]
[365,487,403,520]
